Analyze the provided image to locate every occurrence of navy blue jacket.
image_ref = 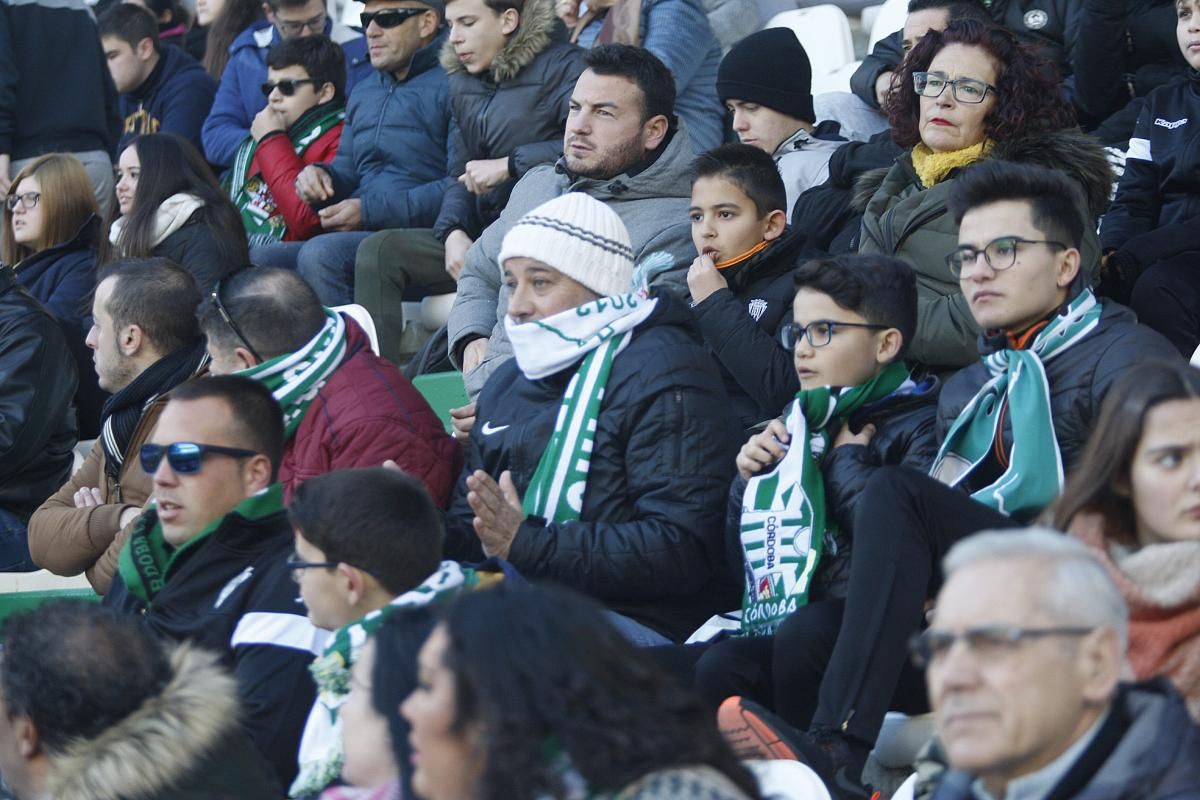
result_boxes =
[0,0,121,159]
[119,44,217,153]
[15,215,96,326]
[201,19,371,167]
[318,33,457,231]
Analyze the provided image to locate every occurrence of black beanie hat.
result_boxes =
[717,28,815,123]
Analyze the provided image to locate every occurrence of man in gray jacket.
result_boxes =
[447,44,697,401]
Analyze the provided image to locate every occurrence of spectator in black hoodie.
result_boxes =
[101,3,218,153]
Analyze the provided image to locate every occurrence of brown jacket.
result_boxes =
[28,395,168,594]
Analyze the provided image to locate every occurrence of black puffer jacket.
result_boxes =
[433,0,585,241]
[691,228,804,429]
[0,266,77,521]
[445,293,742,641]
[153,208,249,293]
[937,298,1179,485]
[723,377,940,601]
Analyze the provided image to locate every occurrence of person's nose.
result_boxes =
[508,283,534,323]
[568,110,591,136]
[732,109,749,132]
[152,454,179,488]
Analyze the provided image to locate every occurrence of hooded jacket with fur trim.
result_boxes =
[45,645,283,800]
[856,127,1113,371]
[433,0,586,242]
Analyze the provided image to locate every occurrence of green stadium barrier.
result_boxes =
[412,371,468,434]
[0,588,99,625]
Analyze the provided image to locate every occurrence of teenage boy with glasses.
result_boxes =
[715,161,1179,799]
[201,0,372,169]
[103,375,322,792]
[28,258,210,594]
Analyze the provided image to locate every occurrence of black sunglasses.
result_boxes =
[261,78,321,98]
[361,7,425,28]
[140,442,259,475]
[210,279,264,363]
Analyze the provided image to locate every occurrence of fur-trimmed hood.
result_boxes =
[45,645,273,800]
[440,0,559,82]
[852,127,1114,216]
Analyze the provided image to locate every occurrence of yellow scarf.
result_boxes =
[910,140,992,188]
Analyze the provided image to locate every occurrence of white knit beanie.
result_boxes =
[497,193,635,298]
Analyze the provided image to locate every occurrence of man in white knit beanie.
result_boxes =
[442,191,743,646]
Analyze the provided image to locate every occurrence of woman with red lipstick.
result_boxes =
[857,19,1111,372]
[1052,361,1200,721]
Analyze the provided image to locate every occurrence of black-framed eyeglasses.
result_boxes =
[286,554,339,582]
[912,71,997,104]
[140,442,260,475]
[210,278,264,363]
[5,192,40,212]
[261,78,321,97]
[907,625,1096,669]
[946,236,1068,277]
[361,7,425,28]
[780,320,888,349]
[275,10,326,36]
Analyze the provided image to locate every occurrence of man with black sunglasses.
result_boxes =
[252,0,456,307]
[102,375,321,792]
[201,0,372,169]
[28,258,210,595]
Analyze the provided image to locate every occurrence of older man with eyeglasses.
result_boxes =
[898,528,1200,799]
[200,0,373,169]
[102,374,323,793]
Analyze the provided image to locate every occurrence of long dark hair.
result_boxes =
[437,585,762,800]
[372,606,438,798]
[887,19,1077,149]
[203,0,264,79]
[1051,361,1200,545]
[107,134,246,267]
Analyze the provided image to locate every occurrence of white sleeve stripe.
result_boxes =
[231,611,325,654]
[1127,137,1152,162]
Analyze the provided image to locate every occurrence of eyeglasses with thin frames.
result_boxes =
[779,320,888,349]
[275,10,326,36]
[210,279,265,363]
[946,236,1068,277]
[907,625,1096,669]
[912,71,997,104]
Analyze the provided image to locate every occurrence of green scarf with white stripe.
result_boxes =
[117,484,284,605]
[740,362,910,636]
[237,307,347,439]
[929,289,1103,521]
[505,294,658,523]
[225,102,345,247]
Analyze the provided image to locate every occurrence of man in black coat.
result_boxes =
[0,265,77,573]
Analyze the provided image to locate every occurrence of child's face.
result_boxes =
[265,65,327,130]
[1179,0,1200,70]
[790,288,889,389]
[689,175,775,264]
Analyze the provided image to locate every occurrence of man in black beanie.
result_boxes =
[717,27,846,217]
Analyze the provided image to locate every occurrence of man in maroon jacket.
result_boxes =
[197,267,459,505]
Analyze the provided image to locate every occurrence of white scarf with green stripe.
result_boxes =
[930,290,1103,521]
[505,293,658,522]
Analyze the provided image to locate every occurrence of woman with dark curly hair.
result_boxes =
[857,18,1113,371]
[399,584,764,800]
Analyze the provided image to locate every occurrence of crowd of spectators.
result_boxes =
[1,0,1200,796]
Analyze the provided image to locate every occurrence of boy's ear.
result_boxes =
[316,80,337,105]
[875,327,904,364]
[136,36,156,62]
[762,209,787,242]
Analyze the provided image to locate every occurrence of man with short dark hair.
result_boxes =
[196,267,459,505]
[201,0,371,168]
[448,43,698,400]
[29,258,209,594]
[103,376,320,789]
[100,2,217,152]
[914,529,1200,798]
[0,601,282,800]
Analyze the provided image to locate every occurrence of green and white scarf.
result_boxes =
[739,362,911,636]
[505,293,658,523]
[930,290,1103,521]
[117,484,284,604]
[290,561,477,797]
[237,307,347,439]
[226,103,345,247]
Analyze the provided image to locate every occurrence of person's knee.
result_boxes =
[354,230,391,279]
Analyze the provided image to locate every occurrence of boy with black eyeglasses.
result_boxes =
[226,36,346,246]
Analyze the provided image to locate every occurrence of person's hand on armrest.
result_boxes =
[295,165,336,204]
[444,229,474,280]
